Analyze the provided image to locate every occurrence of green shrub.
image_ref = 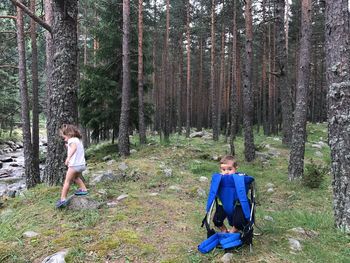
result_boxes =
[302,160,328,188]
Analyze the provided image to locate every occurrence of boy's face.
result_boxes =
[220,161,237,175]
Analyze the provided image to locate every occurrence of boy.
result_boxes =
[213,155,248,233]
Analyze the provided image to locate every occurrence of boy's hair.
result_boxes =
[220,155,238,168]
[59,124,82,139]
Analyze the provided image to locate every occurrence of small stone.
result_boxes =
[311,144,322,149]
[264,215,274,222]
[266,183,275,188]
[106,202,118,208]
[116,194,128,201]
[197,188,206,197]
[41,249,68,263]
[220,252,234,263]
[149,192,159,196]
[199,176,208,182]
[23,231,39,238]
[315,151,323,157]
[130,149,137,154]
[267,188,274,193]
[164,168,173,177]
[118,162,128,171]
[169,185,181,191]
[288,238,302,251]
[102,155,112,161]
[106,159,116,166]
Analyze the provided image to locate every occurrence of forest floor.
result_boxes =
[0,123,349,263]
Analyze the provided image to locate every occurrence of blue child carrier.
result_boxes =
[198,173,256,253]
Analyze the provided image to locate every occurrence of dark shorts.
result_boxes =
[213,204,248,231]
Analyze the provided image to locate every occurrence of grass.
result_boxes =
[0,123,349,262]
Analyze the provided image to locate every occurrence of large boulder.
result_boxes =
[66,196,103,210]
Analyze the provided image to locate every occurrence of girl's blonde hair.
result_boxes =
[220,155,238,168]
[59,124,82,139]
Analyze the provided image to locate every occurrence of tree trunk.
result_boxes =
[185,0,191,138]
[218,23,225,139]
[44,0,79,185]
[138,0,146,144]
[162,0,170,142]
[44,0,53,116]
[211,0,218,141]
[276,0,293,145]
[118,0,131,156]
[177,32,183,135]
[16,3,37,188]
[325,0,350,231]
[288,0,312,180]
[242,0,255,161]
[30,0,40,185]
[229,0,238,155]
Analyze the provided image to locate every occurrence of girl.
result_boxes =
[56,124,88,208]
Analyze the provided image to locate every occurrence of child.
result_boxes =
[213,155,247,233]
[56,124,88,208]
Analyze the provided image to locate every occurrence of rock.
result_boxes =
[130,149,137,154]
[102,155,112,161]
[266,183,275,188]
[189,131,204,138]
[311,144,322,149]
[289,227,319,239]
[169,185,181,191]
[118,162,128,171]
[267,188,274,193]
[255,152,270,162]
[67,196,103,210]
[0,157,13,163]
[220,253,234,263]
[106,201,118,208]
[23,231,39,238]
[7,190,17,198]
[199,176,208,182]
[315,151,323,157]
[41,249,68,263]
[149,192,159,196]
[163,168,172,177]
[212,155,220,161]
[288,238,302,251]
[197,187,206,197]
[116,194,128,201]
[106,159,116,166]
[90,171,119,185]
[264,215,274,222]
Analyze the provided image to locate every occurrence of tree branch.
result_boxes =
[10,0,51,33]
[0,65,18,69]
[0,15,17,20]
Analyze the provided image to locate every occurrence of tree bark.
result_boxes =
[44,0,79,185]
[325,0,350,231]
[16,4,37,188]
[276,0,293,145]
[229,0,238,155]
[211,0,218,141]
[118,0,131,156]
[242,0,255,161]
[138,0,146,144]
[30,0,40,185]
[185,0,191,138]
[288,0,312,180]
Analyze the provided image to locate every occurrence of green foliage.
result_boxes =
[78,0,154,140]
[302,160,328,189]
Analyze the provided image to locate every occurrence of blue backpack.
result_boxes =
[199,173,256,253]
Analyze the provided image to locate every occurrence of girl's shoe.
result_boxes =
[56,199,68,208]
[75,189,88,196]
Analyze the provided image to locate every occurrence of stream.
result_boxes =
[0,141,46,198]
